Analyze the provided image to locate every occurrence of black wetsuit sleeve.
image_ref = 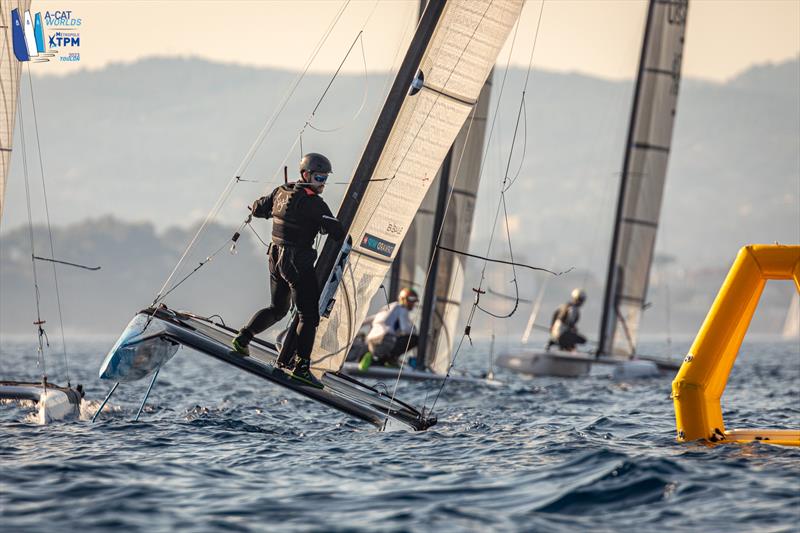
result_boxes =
[319,201,345,241]
[251,189,276,219]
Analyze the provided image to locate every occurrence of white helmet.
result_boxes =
[571,288,586,305]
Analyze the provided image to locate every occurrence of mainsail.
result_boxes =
[0,1,29,222]
[310,0,522,373]
[598,0,688,358]
[420,78,492,375]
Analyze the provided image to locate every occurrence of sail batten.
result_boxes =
[311,0,522,373]
[599,0,688,358]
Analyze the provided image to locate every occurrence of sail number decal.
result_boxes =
[386,223,403,235]
[360,233,396,257]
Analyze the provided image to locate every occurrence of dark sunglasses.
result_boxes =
[312,173,329,183]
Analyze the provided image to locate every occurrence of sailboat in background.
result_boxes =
[96,0,523,430]
[497,0,688,378]
[341,72,499,385]
[0,2,84,421]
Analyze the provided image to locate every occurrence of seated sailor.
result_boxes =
[360,288,419,369]
[547,288,587,352]
[232,153,344,388]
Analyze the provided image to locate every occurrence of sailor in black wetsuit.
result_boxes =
[232,153,344,388]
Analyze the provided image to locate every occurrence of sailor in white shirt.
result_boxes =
[365,288,419,367]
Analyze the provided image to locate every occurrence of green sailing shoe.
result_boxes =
[231,336,250,357]
[290,358,324,389]
[358,351,373,372]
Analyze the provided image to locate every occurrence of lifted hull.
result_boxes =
[99,307,436,431]
[341,362,503,386]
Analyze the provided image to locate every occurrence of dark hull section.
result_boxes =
[124,307,436,431]
[341,362,503,386]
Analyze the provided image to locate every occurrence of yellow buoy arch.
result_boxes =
[672,244,800,447]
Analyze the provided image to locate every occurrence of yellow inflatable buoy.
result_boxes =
[672,244,800,447]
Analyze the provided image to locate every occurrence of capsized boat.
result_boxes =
[497,0,688,378]
[0,2,84,421]
[96,0,523,430]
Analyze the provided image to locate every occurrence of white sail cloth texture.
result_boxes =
[0,0,29,222]
[312,0,523,373]
[606,0,688,357]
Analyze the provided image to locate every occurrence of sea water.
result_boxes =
[1,339,798,531]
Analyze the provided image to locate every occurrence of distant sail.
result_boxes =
[23,10,37,57]
[783,291,800,339]
[599,0,689,358]
[11,8,29,61]
[311,0,523,373]
[2,3,31,222]
[34,12,44,53]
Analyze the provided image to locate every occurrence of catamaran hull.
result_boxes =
[99,307,435,431]
[341,362,502,386]
[495,351,591,378]
[0,381,82,422]
[496,350,679,378]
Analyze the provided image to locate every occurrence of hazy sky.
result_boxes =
[31,0,800,82]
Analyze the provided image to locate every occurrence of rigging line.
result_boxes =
[17,96,47,378]
[307,32,370,133]
[433,1,548,408]
[156,221,248,304]
[477,0,545,285]
[270,29,371,185]
[478,195,520,318]
[152,0,351,305]
[32,256,100,271]
[25,66,70,385]
[385,101,482,414]
[236,0,351,179]
[270,0,390,184]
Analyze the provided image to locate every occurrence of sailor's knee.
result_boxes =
[273,300,291,318]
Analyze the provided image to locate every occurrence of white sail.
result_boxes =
[312,0,522,373]
[600,0,689,358]
[0,1,29,223]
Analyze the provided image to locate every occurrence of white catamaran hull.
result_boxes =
[496,350,677,379]
[495,351,592,378]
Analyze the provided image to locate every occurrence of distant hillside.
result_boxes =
[0,57,797,338]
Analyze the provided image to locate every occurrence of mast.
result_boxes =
[598,0,688,357]
[416,146,453,369]
[279,0,447,362]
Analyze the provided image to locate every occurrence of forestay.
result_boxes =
[312,0,522,373]
[0,1,29,222]
[600,0,689,358]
